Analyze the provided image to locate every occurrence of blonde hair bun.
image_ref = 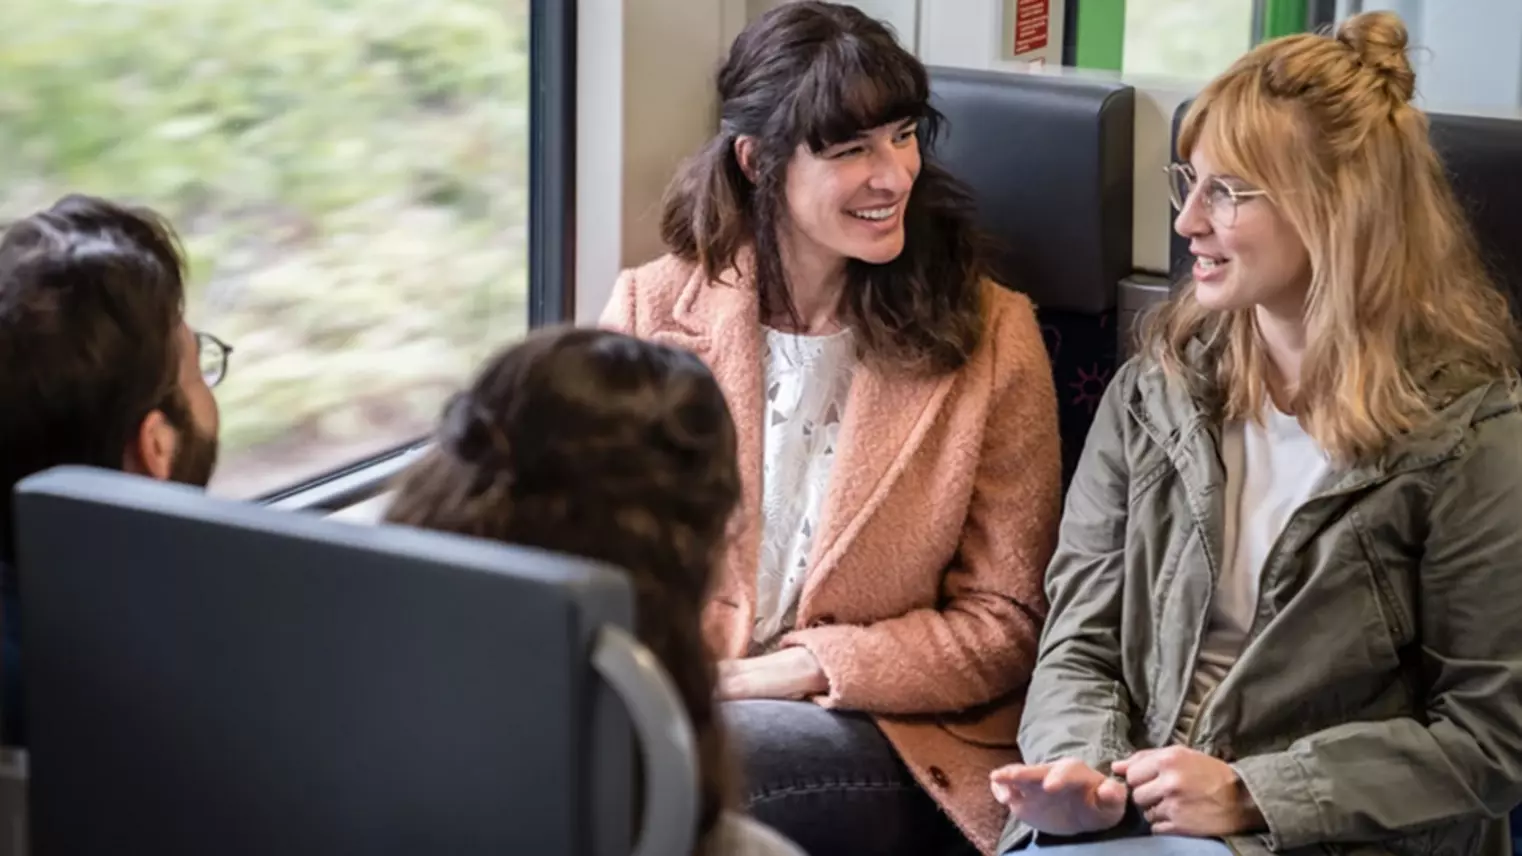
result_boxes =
[1335,10,1416,103]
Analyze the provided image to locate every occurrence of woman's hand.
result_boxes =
[1113,747,1264,837]
[716,648,829,701]
[990,759,1129,836]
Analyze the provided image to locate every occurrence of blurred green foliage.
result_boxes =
[1123,0,1255,80]
[0,0,531,494]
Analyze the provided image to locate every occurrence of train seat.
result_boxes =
[11,466,698,856]
[930,68,1135,490]
[1428,113,1522,314]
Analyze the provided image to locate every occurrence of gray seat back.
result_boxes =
[13,466,697,856]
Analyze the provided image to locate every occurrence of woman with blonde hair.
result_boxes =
[990,11,1522,856]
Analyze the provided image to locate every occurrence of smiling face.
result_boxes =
[779,117,921,269]
[1175,139,1312,319]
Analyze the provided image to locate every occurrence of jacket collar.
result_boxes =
[1129,339,1522,492]
[668,251,955,614]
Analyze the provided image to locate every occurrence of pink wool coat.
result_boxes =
[600,254,1061,855]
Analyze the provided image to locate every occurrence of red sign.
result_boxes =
[1013,0,1050,56]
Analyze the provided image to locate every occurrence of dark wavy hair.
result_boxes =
[0,194,192,564]
[384,327,742,855]
[661,0,988,375]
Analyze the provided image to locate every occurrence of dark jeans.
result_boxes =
[1018,839,1233,854]
[1005,805,1233,855]
[722,699,978,856]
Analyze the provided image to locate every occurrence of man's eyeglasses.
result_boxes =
[196,331,233,388]
[1164,163,1269,229]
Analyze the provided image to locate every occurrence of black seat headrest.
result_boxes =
[1430,113,1522,312]
[929,68,1135,314]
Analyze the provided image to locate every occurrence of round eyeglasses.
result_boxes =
[1164,163,1269,229]
[196,331,233,388]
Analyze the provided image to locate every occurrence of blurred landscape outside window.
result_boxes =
[1123,0,1255,80]
[0,0,531,498]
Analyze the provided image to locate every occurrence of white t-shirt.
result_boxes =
[751,327,856,651]
[1174,403,1331,742]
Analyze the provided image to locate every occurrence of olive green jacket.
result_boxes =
[1001,355,1522,856]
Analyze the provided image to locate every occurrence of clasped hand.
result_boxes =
[716,647,829,701]
[990,746,1262,838]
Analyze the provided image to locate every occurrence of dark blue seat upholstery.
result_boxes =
[930,68,1135,489]
[1428,113,1522,312]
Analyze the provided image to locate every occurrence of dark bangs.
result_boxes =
[660,1,987,377]
[789,35,938,152]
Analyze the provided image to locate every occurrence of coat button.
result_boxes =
[808,614,836,628]
[928,766,950,789]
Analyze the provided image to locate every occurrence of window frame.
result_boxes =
[259,0,577,512]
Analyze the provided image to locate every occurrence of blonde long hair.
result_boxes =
[1145,11,1518,464]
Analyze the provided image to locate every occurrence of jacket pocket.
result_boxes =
[1349,511,1415,644]
[935,691,1025,749]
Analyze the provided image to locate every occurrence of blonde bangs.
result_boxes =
[1182,79,1273,188]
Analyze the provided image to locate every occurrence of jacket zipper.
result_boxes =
[1181,474,1396,750]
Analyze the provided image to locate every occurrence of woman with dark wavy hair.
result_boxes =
[384,327,804,856]
[600,3,1062,854]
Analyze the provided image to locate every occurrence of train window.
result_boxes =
[0,0,549,499]
[1122,0,1255,80]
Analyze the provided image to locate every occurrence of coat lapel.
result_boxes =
[664,259,955,632]
[800,358,954,607]
[665,266,767,617]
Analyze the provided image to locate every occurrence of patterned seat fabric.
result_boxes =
[1038,309,1119,489]
[930,67,1134,494]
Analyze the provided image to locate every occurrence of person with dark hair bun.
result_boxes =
[385,327,804,856]
[602,3,1062,854]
